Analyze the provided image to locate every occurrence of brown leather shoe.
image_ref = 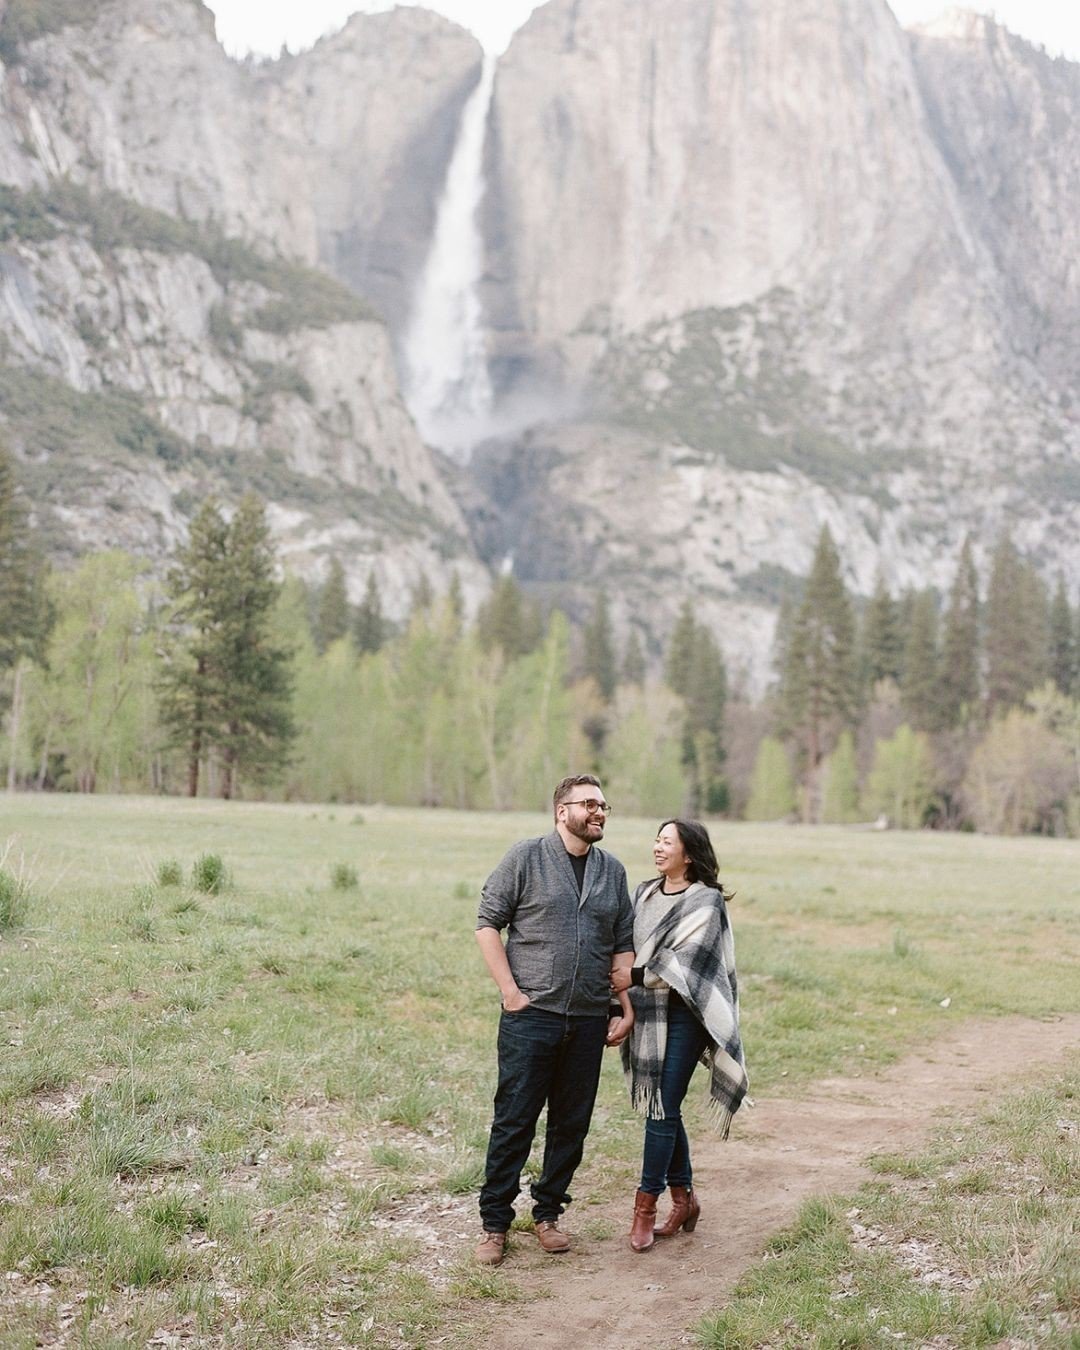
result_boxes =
[655,1185,700,1237]
[535,1219,571,1253]
[474,1231,507,1265]
[630,1189,658,1252]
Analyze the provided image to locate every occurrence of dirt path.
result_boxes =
[473,1013,1080,1349]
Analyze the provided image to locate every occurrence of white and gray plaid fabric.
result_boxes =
[621,879,748,1139]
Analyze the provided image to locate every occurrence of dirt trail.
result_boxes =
[475,1014,1080,1350]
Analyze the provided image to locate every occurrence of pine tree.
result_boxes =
[0,442,51,676]
[777,527,857,820]
[159,496,294,798]
[900,590,940,732]
[215,496,296,799]
[860,573,902,688]
[159,500,230,797]
[315,557,351,652]
[409,571,435,614]
[664,607,728,812]
[1048,575,1076,696]
[937,537,980,727]
[476,574,540,660]
[621,629,646,687]
[355,572,386,655]
[985,535,1048,712]
[582,592,617,702]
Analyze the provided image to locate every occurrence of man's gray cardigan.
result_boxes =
[476,831,635,1016]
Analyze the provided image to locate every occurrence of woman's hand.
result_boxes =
[605,1010,633,1045]
[610,966,632,994]
[501,988,531,1012]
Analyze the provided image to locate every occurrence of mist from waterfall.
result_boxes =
[402,53,497,459]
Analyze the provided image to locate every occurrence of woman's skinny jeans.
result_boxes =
[640,991,709,1195]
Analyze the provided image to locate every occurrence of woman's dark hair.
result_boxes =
[658,818,731,898]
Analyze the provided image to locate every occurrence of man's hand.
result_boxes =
[605,1012,633,1046]
[501,988,531,1013]
[610,966,632,994]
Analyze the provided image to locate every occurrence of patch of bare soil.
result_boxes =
[472,1013,1080,1350]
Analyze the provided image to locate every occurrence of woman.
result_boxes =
[611,819,748,1253]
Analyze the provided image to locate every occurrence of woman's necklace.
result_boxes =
[659,882,690,895]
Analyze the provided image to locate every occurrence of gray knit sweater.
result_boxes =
[477,831,635,1016]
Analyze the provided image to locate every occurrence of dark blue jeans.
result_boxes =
[479,1006,609,1232]
[640,992,709,1195]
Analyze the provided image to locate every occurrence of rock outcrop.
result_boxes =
[467,0,1080,678]
[0,0,487,615]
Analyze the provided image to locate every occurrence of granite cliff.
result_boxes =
[470,0,1080,679]
[0,0,1077,675]
[0,0,487,616]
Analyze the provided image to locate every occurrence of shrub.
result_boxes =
[191,854,227,895]
[330,862,358,891]
[0,868,29,931]
[156,859,183,888]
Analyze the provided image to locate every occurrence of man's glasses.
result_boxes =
[564,798,612,815]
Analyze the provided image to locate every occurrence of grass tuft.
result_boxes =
[0,865,30,930]
[330,862,359,890]
[191,853,228,894]
[156,858,183,887]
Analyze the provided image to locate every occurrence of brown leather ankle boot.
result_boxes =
[629,1189,658,1252]
[654,1185,700,1237]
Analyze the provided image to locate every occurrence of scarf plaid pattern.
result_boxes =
[620,879,748,1139]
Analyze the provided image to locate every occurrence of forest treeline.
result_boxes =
[2,443,1078,833]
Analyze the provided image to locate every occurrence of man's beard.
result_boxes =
[564,815,604,844]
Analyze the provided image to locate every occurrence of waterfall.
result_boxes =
[402,53,497,459]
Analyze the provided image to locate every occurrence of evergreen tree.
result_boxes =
[621,629,646,687]
[582,592,617,702]
[900,590,940,732]
[985,535,1048,712]
[665,601,698,696]
[315,557,351,652]
[0,442,51,676]
[215,497,295,798]
[476,574,540,660]
[159,496,294,798]
[159,500,230,797]
[1048,575,1076,696]
[937,537,980,727]
[860,573,902,688]
[665,604,728,812]
[777,527,857,820]
[446,570,465,635]
[409,571,435,614]
[355,572,386,655]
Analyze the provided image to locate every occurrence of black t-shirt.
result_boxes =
[566,848,588,895]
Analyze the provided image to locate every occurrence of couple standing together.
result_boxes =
[474,774,748,1264]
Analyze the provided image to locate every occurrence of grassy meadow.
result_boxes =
[1,796,1078,1347]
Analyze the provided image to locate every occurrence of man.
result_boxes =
[473,774,635,1267]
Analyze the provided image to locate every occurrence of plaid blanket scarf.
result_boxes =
[620,879,748,1139]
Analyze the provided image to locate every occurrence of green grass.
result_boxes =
[0,796,1077,1345]
[698,1065,1080,1348]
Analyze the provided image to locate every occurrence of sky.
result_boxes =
[206,0,1080,61]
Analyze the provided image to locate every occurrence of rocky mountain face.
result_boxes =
[472,0,1080,682]
[1,0,1077,680]
[0,0,487,616]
